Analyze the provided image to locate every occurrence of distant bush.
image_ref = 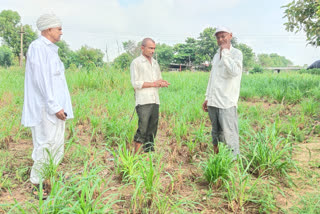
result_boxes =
[0,45,14,67]
[113,53,132,71]
[68,63,78,71]
[299,68,320,75]
[249,64,264,74]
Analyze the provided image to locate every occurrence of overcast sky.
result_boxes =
[1,0,319,65]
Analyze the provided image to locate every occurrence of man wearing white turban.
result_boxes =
[21,14,73,198]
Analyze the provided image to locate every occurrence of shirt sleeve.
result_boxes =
[130,60,144,89]
[221,49,243,77]
[30,47,62,115]
[205,59,215,100]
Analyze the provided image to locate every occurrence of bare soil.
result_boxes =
[0,100,319,213]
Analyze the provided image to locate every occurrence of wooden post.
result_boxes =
[105,44,109,63]
[19,25,25,67]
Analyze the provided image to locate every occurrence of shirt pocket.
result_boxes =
[53,60,65,76]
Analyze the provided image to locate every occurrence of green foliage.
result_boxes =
[75,45,104,68]
[249,64,264,74]
[283,0,320,46]
[0,45,14,67]
[113,52,132,71]
[1,67,320,213]
[56,40,76,69]
[223,158,259,213]
[300,98,320,116]
[202,143,235,186]
[241,124,296,179]
[111,142,140,182]
[9,164,119,213]
[290,191,320,213]
[299,68,320,75]
[257,53,293,67]
[155,43,174,70]
[241,72,320,103]
[173,37,197,65]
[123,40,140,58]
[22,25,37,57]
[0,10,37,59]
[236,43,255,70]
[195,27,218,66]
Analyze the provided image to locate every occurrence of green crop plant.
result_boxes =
[201,143,235,188]
[131,153,163,212]
[1,66,320,213]
[290,190,320,214]
[241,124,297,180]
[184,139,198,161]
[111,141,140,183]
[301,98,320,117]
[223,157,259,213]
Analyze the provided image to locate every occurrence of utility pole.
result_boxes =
[116,40,120,56]
[105,44,109,63]
[19,25,25,67]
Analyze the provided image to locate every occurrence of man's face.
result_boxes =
[141,40,156,58]
[215,31,232,47]
[48,27,63,43]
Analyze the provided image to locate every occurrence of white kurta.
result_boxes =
[130,55,162,106]
[21,36,73,184]
[21,36,73,126]
[205,46,243,109]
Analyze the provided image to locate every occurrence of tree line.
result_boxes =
[0,10,104,70]
[113,29,293,72]
[1,0,317,71]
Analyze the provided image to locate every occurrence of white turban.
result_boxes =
[36,14,62,31]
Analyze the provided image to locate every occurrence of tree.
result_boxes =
[113,53,132,71]
[257,53,293,67]
[22,25,37,57]
[236,43,255,70]
[0,45,13,67]
[123,40,140,58]
[75,46,104,68]
[155,43,174,69]
[257,54,272,67]
[56,40,76,69]
[195,27,219,66]
[173,37,197,65]
[0,10,37,60]
[283,0,320,46]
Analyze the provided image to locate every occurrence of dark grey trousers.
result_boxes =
[208,106,240,157]
[134,104,159,152]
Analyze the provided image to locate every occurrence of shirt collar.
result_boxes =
[140,54,155,63]
[218,45,234,53]
[39,36,59,52]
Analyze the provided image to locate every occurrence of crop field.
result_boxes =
[0,67,320,213]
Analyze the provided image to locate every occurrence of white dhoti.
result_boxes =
[30,109,65,184]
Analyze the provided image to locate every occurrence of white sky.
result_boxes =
[1,0,319,65]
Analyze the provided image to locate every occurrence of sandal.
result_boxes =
[31,184,49,200]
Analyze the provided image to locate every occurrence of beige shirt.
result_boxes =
[205,46,243,109]
[130,55,162,106]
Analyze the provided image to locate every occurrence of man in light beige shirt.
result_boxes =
[130,38,170,153]
[202,27,243,158]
